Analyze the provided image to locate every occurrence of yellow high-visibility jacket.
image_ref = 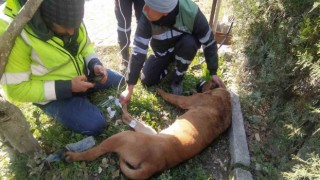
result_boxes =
[0,0,100,104]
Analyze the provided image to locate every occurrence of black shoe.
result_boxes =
[171,81,183,95]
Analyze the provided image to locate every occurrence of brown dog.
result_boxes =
[64,81,232,179]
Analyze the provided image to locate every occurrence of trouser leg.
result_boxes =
[36,97,106,136]
[133,0,144,23]
[173,34,201,83]
[36,69,124,136]
[115,0,132,68]
[141,54,174,86]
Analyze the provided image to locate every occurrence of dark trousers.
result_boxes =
[36,69,125,136]
[141,34,201,86]
[115,0,144,61]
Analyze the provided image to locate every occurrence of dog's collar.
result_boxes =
[199,81,206,88]
[197,81,207,92]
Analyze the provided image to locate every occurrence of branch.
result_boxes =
[0,0,43,79]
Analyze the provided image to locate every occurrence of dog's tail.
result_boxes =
[119,158,152,180]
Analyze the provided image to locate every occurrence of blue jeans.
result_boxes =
[36,69,125,136]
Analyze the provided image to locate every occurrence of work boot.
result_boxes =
[171,81,183,95]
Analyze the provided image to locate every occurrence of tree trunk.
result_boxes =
[0,0,43,154]
[0,97,41,155]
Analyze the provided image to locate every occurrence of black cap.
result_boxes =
[40,0,85,28]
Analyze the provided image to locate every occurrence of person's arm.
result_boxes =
[193,10,218,76]
[120,15,152,105]
[80,24,107,83]
[192,10,225,87]
[126,14,152,85]
[120,84,134,105]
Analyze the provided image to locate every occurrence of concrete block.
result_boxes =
[229,90,251,166]
[232,168,253,180]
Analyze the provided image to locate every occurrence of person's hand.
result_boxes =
[120,85,134,105]
[93,65,108,84]
[211,75,226,88]
[71,75,95,92]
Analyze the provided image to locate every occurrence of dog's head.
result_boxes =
[196,80,219,93]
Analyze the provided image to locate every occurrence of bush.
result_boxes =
[230,0,320,178]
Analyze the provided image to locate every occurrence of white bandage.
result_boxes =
[129,119,137,128]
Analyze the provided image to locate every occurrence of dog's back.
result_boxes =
[158,88,231,165]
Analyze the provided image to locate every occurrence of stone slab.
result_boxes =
[229,90,251,166]
[232,168,253,180]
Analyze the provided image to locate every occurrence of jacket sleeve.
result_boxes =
[80,26,103,76]
[126,14,152,85]
[192,10,219,75]
[0,34,72,103]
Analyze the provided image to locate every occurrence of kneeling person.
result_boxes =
[0,0,124,136]
[120,0,225,105]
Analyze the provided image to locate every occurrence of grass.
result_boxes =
[0,45,230,179]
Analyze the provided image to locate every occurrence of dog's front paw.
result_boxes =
[63,151,78,162]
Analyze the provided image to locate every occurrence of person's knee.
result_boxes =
[141,72,158,86]
[79,110,106,136]
[82,117,106,136]
[176,35,200,52]
[141,55,160,86]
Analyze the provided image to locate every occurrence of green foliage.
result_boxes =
[230,0,320,178]
[294,16,320,91]
[282,153,320,180]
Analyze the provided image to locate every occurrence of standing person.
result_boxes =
[0,0,125,136]
[120,0,225,104]
[115,0,145,72]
